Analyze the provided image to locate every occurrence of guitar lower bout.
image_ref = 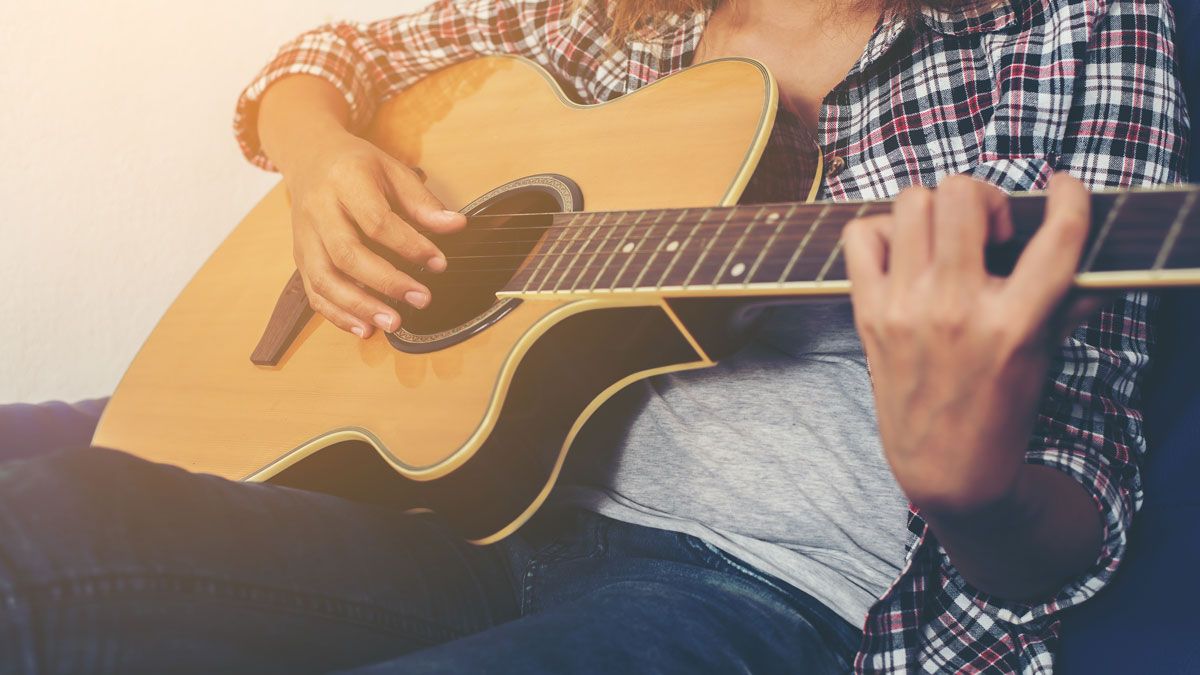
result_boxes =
[93,54,784,543]
[262,296,716,544]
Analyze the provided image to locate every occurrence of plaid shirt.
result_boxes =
[234,0,1187,671]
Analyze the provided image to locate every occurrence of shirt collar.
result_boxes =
[915,0,1032,37]
[621,0,1031,90]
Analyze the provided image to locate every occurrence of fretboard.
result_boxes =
[497,186,1200,297]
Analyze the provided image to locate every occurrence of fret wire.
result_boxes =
[522,214,577,291]
[656,208,707,289]
[633,210,684,289]
[461,222,843,267]
[1081,192,1128,272]
[562,212,607,291]
[778,203,831,283]
[713,205,765,287]
[460,203,810,249]
[589,212,639,291]
[1153,189,1198,270]
[548,211,597,291]
[683,207,736,287]
[612,210,663,290]
[569,211,619,291]
[745,204,798,285]
[816,203,870,282]
[470,212,926,272]
[536,212,592,292]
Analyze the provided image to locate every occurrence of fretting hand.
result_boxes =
[843,173,1097,519]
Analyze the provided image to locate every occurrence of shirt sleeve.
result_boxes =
[962,0,1188,623]
[232,0,618,170]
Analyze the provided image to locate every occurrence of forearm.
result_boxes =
[257,75,353,175]
[920,464,1102,602]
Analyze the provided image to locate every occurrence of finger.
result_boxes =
[1003,173,1091,327]
[341,190,447,271]
[319,212,432,311]
[381,160,467,235]
[843,214,890,307]
[932,175,1003,279]
[297,222,406,331]
[888,186,934,285]
[305,283,375,338]
[303,252,406,332]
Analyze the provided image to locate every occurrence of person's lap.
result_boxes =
[0,403,858,674]
[0,398,108,462]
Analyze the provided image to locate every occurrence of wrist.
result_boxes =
[257,75,355,176]
[270,121,356,180]
[916,463,1041,533]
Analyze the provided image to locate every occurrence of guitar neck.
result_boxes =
[496,185,1200,299]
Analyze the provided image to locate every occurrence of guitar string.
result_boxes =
[384,199,1147,254]
[433,231,846,274]
[347,196,1185,289]
[387,185,1167,226]
[398,217,1173,272]
[388,227,1184,292]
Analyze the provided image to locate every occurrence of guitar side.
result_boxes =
[94,55,804,542]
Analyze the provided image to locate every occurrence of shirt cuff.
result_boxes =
[930,437,1137,627]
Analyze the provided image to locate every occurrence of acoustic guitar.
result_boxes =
[94,56,1200,544]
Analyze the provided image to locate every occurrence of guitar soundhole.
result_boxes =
[387,189,563,342]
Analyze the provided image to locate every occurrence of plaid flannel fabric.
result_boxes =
[234,0,1187,671]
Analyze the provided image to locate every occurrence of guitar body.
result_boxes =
[94,56,797,543]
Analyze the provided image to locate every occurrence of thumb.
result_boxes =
[381,159,467,234]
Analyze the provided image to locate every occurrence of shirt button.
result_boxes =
[825,154,847,178]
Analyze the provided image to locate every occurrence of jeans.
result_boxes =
[0,403,860,674]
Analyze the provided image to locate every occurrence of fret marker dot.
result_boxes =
[766,212,781,223]
[730,262,746,278]
[666,241,680,252]
[622,242,635,253]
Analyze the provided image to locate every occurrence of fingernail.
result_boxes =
[405,290,430,308]
[374,313,396,331]
[426,255,447,272]
[351,326,365,338]
[441,209,461,220]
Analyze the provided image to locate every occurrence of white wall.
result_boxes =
[0,1,427,403]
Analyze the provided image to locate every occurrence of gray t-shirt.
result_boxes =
[555,300,910,625]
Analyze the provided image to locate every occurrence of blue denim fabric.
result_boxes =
[0,398,108,462]
[0,407,858,675]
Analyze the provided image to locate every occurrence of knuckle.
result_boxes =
[389,229,417,256]
[348,296,376,319]
[328,238,360,269]
[360,210,390,238]
[937,174,979,198]
[308,274,330,296]
[880,304,913,335]
[390,160,423,182]
[896,185,932,210]
[901,183,933,197]
[394,230,433,260]
[929,302,967,334]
